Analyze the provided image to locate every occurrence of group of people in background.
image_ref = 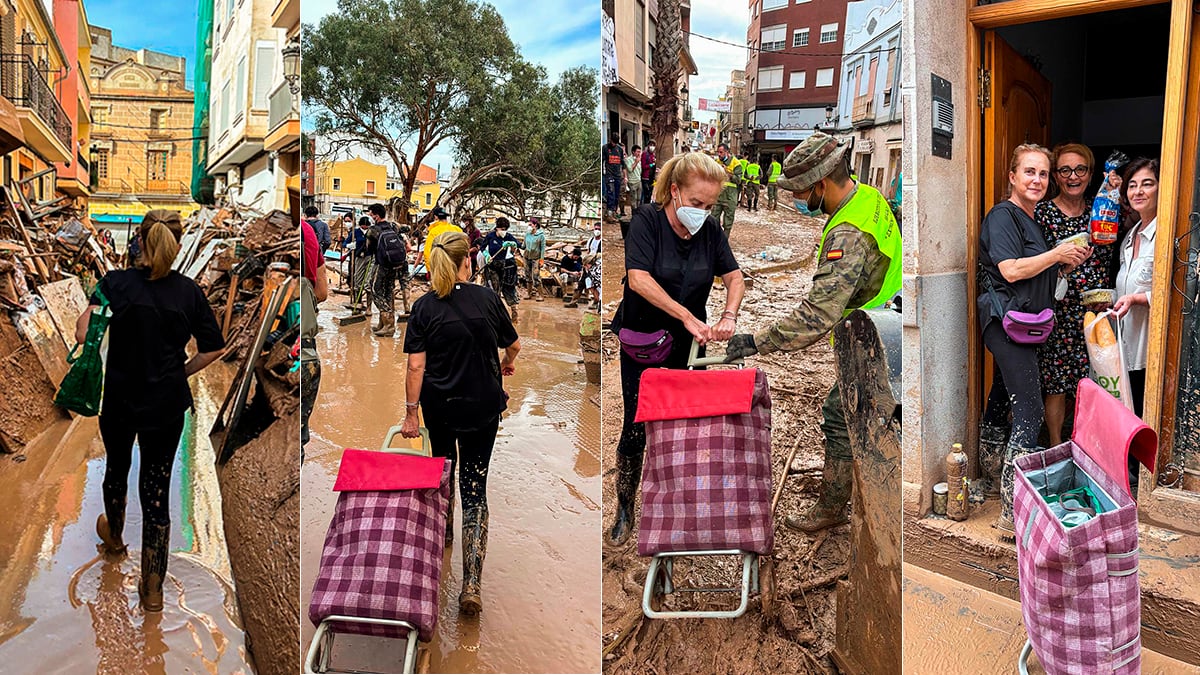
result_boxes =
[976,143,1159,536]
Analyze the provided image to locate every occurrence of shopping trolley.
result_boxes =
[305,427,450,674]
[1013,378,1156,675]
[637,341,775,619]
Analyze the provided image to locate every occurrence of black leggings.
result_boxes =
[981,322,1043,448]
[427,415,500,513]
[99,413,186,536]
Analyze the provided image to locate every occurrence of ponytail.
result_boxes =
[138,209,184,280]
[429,230,469,298]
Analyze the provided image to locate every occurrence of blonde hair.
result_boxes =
[1008,143,1053,197]
[138,209,183,280]
[429,230,470,298]
[652,153,727,206]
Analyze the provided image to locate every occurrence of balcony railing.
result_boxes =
[0,54,72,149]
[268,81,297,133]
[852,94,876,127]
[77,151,89,175]
[93,177,190,196]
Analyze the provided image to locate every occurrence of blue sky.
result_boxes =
[686,0,750,126]
[302,0,599,177]
[85,0,198,81]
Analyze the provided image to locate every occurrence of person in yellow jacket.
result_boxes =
[710,143,744,238]
[725,131,902,532]
[738,157,751,207]
[745,159,762,211]
[766,154,782,210]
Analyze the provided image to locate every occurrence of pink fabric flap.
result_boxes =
[1073,378,1157,498]
[635,368,758,423]
[333,449,446,492]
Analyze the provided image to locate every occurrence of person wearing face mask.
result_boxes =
[606,152,746,546]
[710,143,744,239]
[723,132,904,533]
[481,217,521,315]
[342,215,375,315]
[641,142,657,207]
[624,145,643,216]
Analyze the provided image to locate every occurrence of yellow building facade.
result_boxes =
[312,156,440,218]
[86,25,198,224]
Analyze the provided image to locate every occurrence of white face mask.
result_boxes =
[674,191,708,235]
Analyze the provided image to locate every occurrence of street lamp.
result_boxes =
[282,40,301,98]
[824,104,835,131]
[680,83,689,97]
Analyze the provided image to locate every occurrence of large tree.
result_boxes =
[302,0,598,224]
[650,0,683,162]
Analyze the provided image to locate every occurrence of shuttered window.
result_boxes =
[253,43,275,110]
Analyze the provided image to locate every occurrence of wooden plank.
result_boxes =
[968,0,1166,28]
[1143,0,1195,498]
[38,278,89,350]
[14,307,69,387]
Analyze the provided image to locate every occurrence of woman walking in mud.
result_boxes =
[78,209,226,611]
[400,230,521,615]
[975,145,1091,537]
[607,152,745,546]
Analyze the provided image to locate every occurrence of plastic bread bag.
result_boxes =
[1089,150,1128,245]
[1083,310,1134,411]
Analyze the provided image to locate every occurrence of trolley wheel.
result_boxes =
[759,555,776,620]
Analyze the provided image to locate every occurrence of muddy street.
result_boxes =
[600,205,848,674]
[0,365,252,674]
[301,278,603,674]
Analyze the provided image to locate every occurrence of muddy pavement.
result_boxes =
[302,280,602,674]
[0,365,252,674]
[600,206,847,674]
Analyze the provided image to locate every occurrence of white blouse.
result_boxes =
[1114,217,1156,370]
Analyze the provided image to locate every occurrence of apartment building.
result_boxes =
[745,0,849,159]
[0,0,90,211]
[205,0,287,212]
[601,0,698,157]
[835,0,901,194]
[312,157,440,221]
[716,69,747,155]
[264,0,299,212]
[87,25,197,224]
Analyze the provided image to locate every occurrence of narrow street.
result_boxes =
[600,205,847,673]
[301,277,603,674]
[0,365,252,674]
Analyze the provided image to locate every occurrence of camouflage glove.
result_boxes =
[725,334,757,362]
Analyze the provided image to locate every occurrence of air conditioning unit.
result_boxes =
[214,175,227,196]
[227,167,241,187]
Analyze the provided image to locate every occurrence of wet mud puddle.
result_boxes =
[303,295,602,673]
[0,366,251,674]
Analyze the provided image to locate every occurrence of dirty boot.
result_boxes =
[372,311,394,336]
[996,441,1038,540]
[139,523,170,612]
[971,423,1008,503]
[784,457,853,533]
[96,513,127,557]
[607,452,643,547]
[445,464,456,547]
[459,505,489,616]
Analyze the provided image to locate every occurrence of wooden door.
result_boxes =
[974,33,1053,419]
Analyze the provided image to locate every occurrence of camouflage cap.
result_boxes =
[776,131,850,193]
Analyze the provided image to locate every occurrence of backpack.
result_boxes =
[375,222,407,268]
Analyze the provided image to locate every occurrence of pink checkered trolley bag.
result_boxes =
[635,342,775,619]
[305,428,450,674]
[1012,378,1157,675]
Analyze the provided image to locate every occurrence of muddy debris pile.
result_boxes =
[0,190,124,453]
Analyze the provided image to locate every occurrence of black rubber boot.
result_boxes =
[139,522,170,612]
[459,505,489,616]
[607,453,643,546]
[997,441,1038,540]
[97,493,127,557]
[784,457,853,533]
[972,423,1009,503]
[445,462,456,547]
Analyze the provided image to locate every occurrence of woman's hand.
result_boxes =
[711,317,736,341]
[501,358,516,376]
[1112,292,1147,318]
[1054,242,1091,269]
[684,315,713,345]
[400,413,421,438]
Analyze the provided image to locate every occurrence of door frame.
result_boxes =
[964,0,1199,533]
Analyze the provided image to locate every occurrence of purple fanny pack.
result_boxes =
[618,328,674,364]
[1002,308,1055,344]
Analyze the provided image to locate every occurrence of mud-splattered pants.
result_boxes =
[301,357,320,453]
[427,415,500,513]
[981,322,1043,449]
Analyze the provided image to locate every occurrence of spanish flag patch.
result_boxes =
[826,249,844,261]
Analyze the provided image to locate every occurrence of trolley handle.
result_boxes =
[380,426,432,456]
[688,338,743,369]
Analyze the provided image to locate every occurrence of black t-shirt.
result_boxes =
[403,283,519,427]
[616,204,738,355]
[560,256,583,273]
[93,269,226,422]
[603,143,625,178]
[978,200,1058,329]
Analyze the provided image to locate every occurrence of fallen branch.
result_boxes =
[785,565,848,599]
[771,435,805,517]
[602,607,644,658]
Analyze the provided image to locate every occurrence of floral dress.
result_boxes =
[1035,198,1114,395]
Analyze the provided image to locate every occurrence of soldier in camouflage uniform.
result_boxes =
[725,131,902,532]
[710,143,744,238]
